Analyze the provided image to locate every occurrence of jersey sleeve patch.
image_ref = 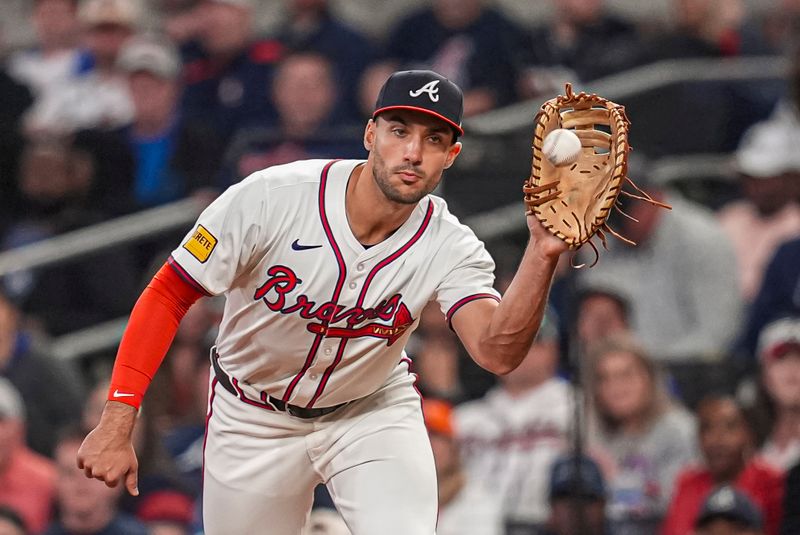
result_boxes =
[182,224,218,263]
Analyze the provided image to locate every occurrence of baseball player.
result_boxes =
[77,70,568,534]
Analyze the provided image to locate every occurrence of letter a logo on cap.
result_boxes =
[409,80,440,102]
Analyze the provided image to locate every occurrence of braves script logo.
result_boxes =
[409,80,440,102]
[253,266,414,346]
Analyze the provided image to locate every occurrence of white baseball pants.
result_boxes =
[202,364,438,534]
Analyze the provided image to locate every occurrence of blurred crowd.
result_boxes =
[1,0,800,534]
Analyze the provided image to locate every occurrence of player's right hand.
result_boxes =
[76,401,140,496]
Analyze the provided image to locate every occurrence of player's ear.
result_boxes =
[364,119,377,151]
[444,141,462,169]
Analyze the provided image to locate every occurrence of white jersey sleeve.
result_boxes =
[433,214,501,325]
[170,174,269,296]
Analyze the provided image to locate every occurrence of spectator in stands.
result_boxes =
[408,302,463,402]
[0,378,56,535]
[4,136,139,335]
[44,427,148,535]
[456,312,571,528]
[519,0,642,97]
[0,506,27,535]
[694,485,765,535]
[575,287,631,350]
[577,177,742,393]
[180,0,283,144]
[423,398,501,535]
[117,35,224,207]
[0,69,33,237]
[585,335,696,535]
[7,0,81,99]
[759,0,800,53]
[273,0,375,121]
[739,237,800,359]
[26,0,140,135]
[750,317,800,471]
[646,0,773,61]
[662,395,783,535]
[158,0,205,47]
[384,0,526,116]
[542,455,610,535]
[718,118,800,302]
[0,290,84,456]
[357,62,396,120]
[782,460,800,535]
[220,51,363,185]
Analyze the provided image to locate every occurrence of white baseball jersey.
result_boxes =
[455,378,573,523]
[170,158,500,408]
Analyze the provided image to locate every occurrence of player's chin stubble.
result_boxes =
[371,148,437,205]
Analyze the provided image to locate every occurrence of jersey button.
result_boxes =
[324,347,332,355]
[349,281,357,289]
[310,374,318,380]
[357,263,365,271]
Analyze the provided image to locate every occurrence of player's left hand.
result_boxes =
[526,212,570,259]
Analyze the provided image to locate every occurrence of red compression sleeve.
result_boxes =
[107,261,205,409]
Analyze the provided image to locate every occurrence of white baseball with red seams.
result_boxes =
[542,128,582,166]
[170,158,500,533]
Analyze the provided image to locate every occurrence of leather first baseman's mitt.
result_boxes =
[523,83,670,266]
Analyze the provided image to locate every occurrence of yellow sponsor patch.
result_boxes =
[183,224,217,263]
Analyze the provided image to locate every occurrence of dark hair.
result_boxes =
[0,505,28,534]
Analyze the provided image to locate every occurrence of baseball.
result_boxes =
[542,128,582,166]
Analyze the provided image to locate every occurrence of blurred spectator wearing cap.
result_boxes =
[116,34,224,207]
[578,174,741,385]
[585,335,696,535]
[694,485,765,535]
[7,0,81,100]
[739,234,800,361]
[519,0,642,98]
[662,395,783,535]
[24,0,141,135]
[180,0,283,144]
[220,51,363,185]
[717,118,800,302]
[422,399,502,535]
[0,378,56,535]
[272,0,376,122]
[0,506,28,535]
[3,135,139,335]
[456,311,572,528]
[748,317,800,471]
[383,0,527,117]
[543,455,610,535]
[0,291,84,456]
[43,427,147,535]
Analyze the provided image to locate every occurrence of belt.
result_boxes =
[211,351,346,419]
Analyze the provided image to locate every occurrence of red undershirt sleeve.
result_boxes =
[107,262,205,409]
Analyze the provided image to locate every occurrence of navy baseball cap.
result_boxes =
[373,70,464,137]
[549,455,606,501]
[695,486,763,529]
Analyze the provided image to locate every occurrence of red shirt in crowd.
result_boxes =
[0,446,57,534]
[661,459,784,535]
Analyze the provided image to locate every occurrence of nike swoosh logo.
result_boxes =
[112,390,135,398]
[291,239,322,251]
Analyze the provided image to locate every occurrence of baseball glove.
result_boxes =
[523,83,670,267]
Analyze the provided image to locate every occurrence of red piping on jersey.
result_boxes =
[305,199,434,408]
[168,256,212,296]
[281,159,345,402]
[445,293,501,328]
[201,377,218,487]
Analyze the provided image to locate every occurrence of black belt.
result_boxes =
[211,352,346,419]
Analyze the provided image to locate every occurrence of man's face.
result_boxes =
[198,2,250,55]
[549,498,606,535]
[33,0,79,48]
[697,518,762,535]
[763,350,800,409]
[698,399,750,481]
[128,71,180,122]
[273,54,336,133]
[366,110,460,205]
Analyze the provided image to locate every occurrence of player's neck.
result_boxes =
[346,163,417,246]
